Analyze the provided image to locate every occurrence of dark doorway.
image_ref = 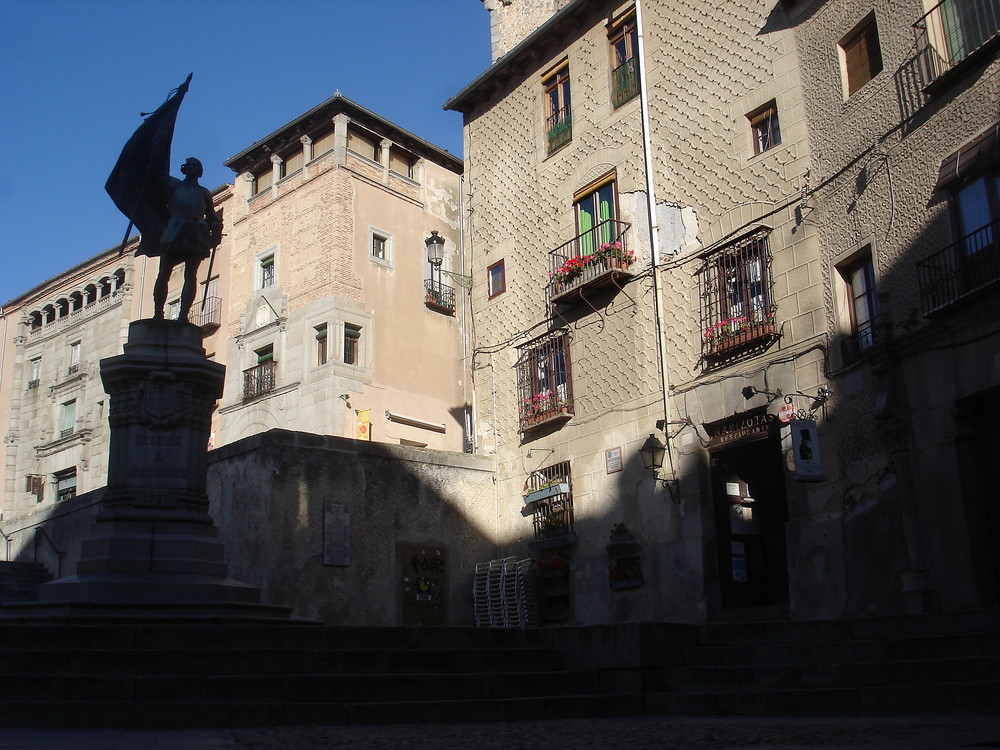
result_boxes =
[712,437,789,609]
[957,387,1000,606]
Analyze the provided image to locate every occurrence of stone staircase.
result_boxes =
[646,609,1000,716]
[0,622,640,729]
[0,610,996,729]
[0,562,53,603]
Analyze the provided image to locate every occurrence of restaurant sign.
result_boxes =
[705,408,776,451]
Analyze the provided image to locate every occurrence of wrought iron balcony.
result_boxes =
[611,56,640,108]
[528,493,577,551]
[197,296,222,330]
[546,109,572,154]
[841,321,878,364]
[424,279,456,314]
[547,220,634,304]
[917,217,999,315]
[243,360,277,402]
[914,0,1000,88]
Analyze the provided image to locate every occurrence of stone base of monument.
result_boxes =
[1,320,295,621]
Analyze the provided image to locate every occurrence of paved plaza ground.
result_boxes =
[2,716,1000,750]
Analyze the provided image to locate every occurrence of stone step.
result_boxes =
[0,562,53,603]
[646,679,1000,716]
[0,692,641,730]
[0,668,601,703]
[0,646,562,676]
[665,654,1000,690]
[700,609,1000,644]
[0,623,535,651]
[682,630,1000,666]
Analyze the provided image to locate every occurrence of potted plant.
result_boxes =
[524,477,570,504]
[609,556,644,589]
[593,242,635,270]
[609,522,634,543]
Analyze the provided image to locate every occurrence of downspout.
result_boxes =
[460,173,475,455]
[636,0,675,474]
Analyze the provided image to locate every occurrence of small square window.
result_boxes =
[748,102,781,154]
[488,260,506,298]
[344,323,361,366]
[371,232,391,263]
[841,13,883,97]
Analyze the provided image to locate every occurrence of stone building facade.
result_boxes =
[448,0,1000,624]
[218,95,469,453]
[0,247,139,564]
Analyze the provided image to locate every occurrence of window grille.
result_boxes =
[700,228,778,361]
[516,331,573,432]
[526,461,575,545]
[243,360,276,401]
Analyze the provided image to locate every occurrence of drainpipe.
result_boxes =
[636,0,676,477]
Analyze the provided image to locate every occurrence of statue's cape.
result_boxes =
[105,74,191,258]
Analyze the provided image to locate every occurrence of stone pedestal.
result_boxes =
[9,320,291,620]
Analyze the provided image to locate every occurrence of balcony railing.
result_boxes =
[197,296,222,330]
[611,56,640,108]
[243,360,277,402]
[27,379,39,390]
[546,109,572,154]
[547,220,633,303]
[841,320,878,364]
[424,279,456,313]
[67,364,79,376]
[917,217,1000,314]
[914,0,1000,87]
[529,493,577,551]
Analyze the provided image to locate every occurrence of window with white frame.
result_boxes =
[61,399,76,438]
[68,341,81,375]
[258,252,276,290]
[371,229,392,265]
[28,358,41,389]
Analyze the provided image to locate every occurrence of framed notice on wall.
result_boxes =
[606,446,623,474]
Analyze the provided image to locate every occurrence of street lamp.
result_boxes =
[639,432,680,504]
[639,433,666,472]
[425,230,445,267]
[424,230,472,289]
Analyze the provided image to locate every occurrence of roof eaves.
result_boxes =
[444,0,594,114]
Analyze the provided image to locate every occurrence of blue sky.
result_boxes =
[0,0,491,305]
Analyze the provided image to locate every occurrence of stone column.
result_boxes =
[23,320,291,619]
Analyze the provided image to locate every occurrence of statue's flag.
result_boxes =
[105,74,192,258]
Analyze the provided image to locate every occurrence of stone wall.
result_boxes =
[207,429,496,625]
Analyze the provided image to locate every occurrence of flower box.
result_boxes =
[704,321,778,358]
[527,531,578,551]
[523,482,570,505]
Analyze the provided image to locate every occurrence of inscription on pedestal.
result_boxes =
[128,426,189,489]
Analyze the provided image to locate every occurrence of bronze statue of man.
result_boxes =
[106,74,222,322]
[149,157,222,320]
